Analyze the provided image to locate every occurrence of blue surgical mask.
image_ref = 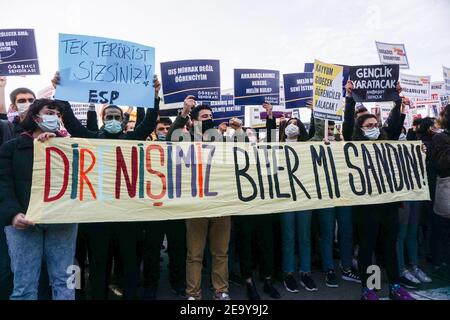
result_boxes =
[363,127,380,140]
[157,133,166,141]
[37,115,60,133]
[104,120,122,134]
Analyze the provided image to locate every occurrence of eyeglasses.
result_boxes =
[105,115,122,121]
[362,123,378,129]
[16,98,35,104]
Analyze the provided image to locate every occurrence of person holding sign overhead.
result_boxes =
[166,95,231,301]
[346,79,415,300]
[53,72,161,300]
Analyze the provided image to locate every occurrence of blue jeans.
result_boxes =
[281,210,312,273]
[397,201,420,271]
[316,208,335,271]
[335,206,353,270]
[5,224,78,300]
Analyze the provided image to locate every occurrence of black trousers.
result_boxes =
[143,219,186,288]
[354,203,400,287]
[85,222,139,300]
[234,214,275,280]
[0,227,13,300]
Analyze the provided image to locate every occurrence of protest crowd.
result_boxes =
[0,34,449,302]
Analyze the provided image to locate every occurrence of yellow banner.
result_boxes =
[313,59,344,121]
[26,139,430,223]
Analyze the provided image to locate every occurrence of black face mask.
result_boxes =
[201,119,215,134]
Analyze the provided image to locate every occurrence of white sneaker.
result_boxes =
[214,292,231,300]
[187,296,196,300]
[402,270,421,284]
[411,266,432,283]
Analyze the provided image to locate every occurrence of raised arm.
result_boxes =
[166,95,195,141]
[0,77,7,120]
[342,80,356,141]
[384,82,406,140]
[126,98,160,140]
[135,107,145,126]
[263,102,276,143]
[86,104,99,131]
[58,100,97,138]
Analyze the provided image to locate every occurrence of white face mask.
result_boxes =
[104,120,123,134]
[363,127,380,140]
[16,102,31,114]
[37,115,61,133]
[285,123,299,138]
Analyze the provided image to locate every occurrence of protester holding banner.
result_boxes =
[0,99,77,300]
[309,117,357,288]
[167,95,231,300]
[431,104,450,269]
[232,102,280,300]
[52,76,161,300]
[396,119,435,288]
[0,77,39,300]
[273,106,321,292]
[347,82,416,299]
[141,116,186,299]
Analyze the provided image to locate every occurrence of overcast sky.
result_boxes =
[1,0,449,103]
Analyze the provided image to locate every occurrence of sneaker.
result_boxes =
[411,266,432,283]
[325,270,339,288]
[361,288,379,300]
[214,292,231,300]
[263,279,281,299]
[400,270,420,289]
[283,274,300,293]
[109,284,124,297]
[246,281,261,300]
[170,282,186,297]
[341,268,361,283]
[300,272,318,292]
[143,286,157,300]
[187,296,197,300]
[389,285,415,300]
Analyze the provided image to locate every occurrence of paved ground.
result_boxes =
[80,252,450,300]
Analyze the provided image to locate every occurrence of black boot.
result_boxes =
[246,280,261,300]
[263,278,281,299]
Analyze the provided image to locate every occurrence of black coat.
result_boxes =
[432,131,450,178]
[0,133,34,226]
[59,98,159,141]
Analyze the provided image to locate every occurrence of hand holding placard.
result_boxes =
[153,75,161,96]
[181,95,196,118]
[262,102,273,119]
[345,80,353,97]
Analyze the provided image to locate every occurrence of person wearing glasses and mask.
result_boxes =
[53,76,161,300]
[346,80,415,300]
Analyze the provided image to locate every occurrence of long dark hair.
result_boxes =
[21,99,64,132]
[279,117,309,142]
